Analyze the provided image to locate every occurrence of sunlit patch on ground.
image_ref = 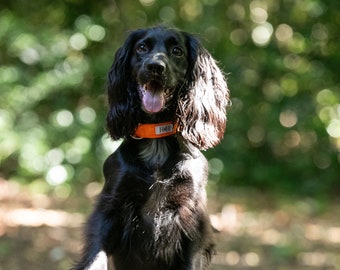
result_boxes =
[1,208,84,228]
[208,195,340,270]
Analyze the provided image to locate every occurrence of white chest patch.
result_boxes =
[139,139,170,167]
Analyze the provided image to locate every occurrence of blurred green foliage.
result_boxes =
[0,0,339,198]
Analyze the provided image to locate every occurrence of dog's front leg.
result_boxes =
[73,208,112,270]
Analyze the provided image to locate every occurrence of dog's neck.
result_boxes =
[139,138,171,167]
[133,120,179,167]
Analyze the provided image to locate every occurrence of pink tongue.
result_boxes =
[143,90,164,113]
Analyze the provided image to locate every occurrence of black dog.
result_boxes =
[73,26,230,270]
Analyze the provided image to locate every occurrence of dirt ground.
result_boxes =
[1,179,339,270]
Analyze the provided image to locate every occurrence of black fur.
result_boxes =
[73,26,230,270]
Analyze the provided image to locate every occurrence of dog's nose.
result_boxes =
[146,61,166,75]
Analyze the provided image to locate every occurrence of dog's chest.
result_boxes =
[139,139,170,167]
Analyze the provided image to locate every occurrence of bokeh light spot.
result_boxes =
[74,136,91,154]
[275,24,293,43]
[327,120,340,138]
[0,66,19,83]
[159,6,176,22]
[316,89,338,106]
[45,148,65,166]
[208,158,224,175]
[54,110,74,127]
[100,135,123,155]
[227,3,245,21]
[20,48,40,65]
[247,126,265,145]
[225,251,240,265]
[70,33,88,51]
[251,23,273,46]
[139,0,155,6]
[54,184,72,199]
[230,29,248,46]
[250,7,268,24]
[280,110,298,128]
[46,165,68,186]
[88,25,106,41]
[244,252,260,267]
[280,75,298,97]
[283,130,301,148]
[79,107,96,124]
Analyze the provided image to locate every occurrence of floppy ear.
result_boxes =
[178,34,230,150]
[106,30,146,140]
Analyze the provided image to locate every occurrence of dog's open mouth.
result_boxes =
[139,81,165,113]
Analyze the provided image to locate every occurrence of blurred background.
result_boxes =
[0,0,339,269]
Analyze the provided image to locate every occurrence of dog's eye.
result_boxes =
[172,47,184,57]
[137,43,148,54]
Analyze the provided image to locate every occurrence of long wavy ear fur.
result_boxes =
[178,34,230,150]
[106,29,146,140]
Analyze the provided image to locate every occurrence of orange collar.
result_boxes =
[133,121,178,139]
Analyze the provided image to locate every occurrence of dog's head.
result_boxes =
[106,26,230,150]
[130,27,188,114]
